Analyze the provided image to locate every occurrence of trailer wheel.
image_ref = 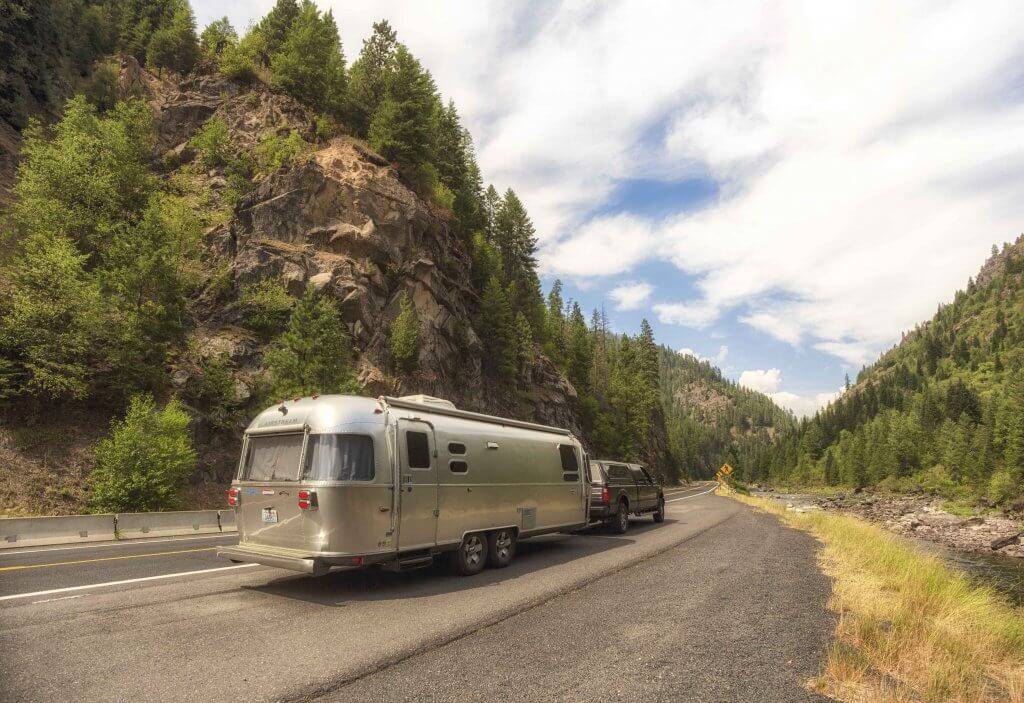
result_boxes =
[452,532,488,576]
[653,496,665,523]
[611,500,630,534]
[488,528,516,568]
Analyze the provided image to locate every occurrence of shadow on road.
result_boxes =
[247,517,677,607]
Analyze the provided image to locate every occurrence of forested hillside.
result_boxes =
[754,236,1024,508]
[0,0,786,514]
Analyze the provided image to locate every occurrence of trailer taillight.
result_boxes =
[227,487,239,507]
[298,490,318,511]
[600,488,610,504]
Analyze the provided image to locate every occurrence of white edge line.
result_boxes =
[0,563,260,603]
[666,485,718,503]
[1,533,238,556]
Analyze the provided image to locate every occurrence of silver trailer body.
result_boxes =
[219,394,589,575]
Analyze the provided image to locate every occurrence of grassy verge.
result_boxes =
[721,486,1024,702]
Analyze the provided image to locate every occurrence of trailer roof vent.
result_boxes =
[398,394,457,409]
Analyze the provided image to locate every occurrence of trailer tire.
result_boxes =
[488,528,516,568]
[611,500,630,534]
[452,532,488,576]
[653,496,665,523]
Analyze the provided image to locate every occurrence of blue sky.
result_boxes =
[195,0,1024,415]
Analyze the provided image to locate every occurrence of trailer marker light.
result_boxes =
[227,488,239,507]
[297,490,318,510]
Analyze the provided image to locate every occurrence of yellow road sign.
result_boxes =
[719,463,734,476]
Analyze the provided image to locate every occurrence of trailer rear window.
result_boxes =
[243,434,305,481]
[304,434,375,481]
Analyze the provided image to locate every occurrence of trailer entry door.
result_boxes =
[397,419,438,551]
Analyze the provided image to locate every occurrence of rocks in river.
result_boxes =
[779,491,1024,559]
[991,532,1023,552]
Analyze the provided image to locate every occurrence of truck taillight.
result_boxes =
[227,487,239,507]
[601,488,610,504]
[298,490,318,510]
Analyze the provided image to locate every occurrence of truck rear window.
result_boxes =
[304,434,375,481]
[243,434,305,481]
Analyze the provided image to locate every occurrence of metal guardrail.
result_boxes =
[0,510,237,549]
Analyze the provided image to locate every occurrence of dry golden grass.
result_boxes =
[723,487,1024,703]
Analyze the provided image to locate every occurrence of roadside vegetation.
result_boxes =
[723,487,1024,703]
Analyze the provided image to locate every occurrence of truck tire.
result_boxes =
[653,496,665,523]
[452,532,488,576]
[611,500,630,534]
[488,528,516,568]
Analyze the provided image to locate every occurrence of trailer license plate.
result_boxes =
[261,508,278,524]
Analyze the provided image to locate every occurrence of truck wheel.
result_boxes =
[653,496,666,523]
[612,500,630,534]
[452,532,488,576]
[488,528,516,568]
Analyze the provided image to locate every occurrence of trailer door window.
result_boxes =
[243,434,305,481]
[304,434,375,481]
[558,445,579,472]
[406,431,431,469]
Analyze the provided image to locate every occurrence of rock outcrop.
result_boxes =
[148,71,582,468]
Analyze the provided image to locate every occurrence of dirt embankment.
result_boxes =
[758,489,1024,558]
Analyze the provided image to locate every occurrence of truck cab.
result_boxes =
[587,459,665,533]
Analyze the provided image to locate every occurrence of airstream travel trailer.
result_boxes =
[218,394,590,576]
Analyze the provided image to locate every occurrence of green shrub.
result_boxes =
[90,395,197,513]
[914,464,963,498]
[255,130,310,173]
[988,468,1017,505]
[223,152,255,205]
[265,288,360,399]
[217,31,262,82]
[190,117,232,168]
[389,291,420,372]
[181,353,242,433]
[81,59,120,112]
[240,279,294,340]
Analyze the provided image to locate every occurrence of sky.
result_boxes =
[195,0,1024,417]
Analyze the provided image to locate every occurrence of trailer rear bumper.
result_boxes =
[218,545,330,575]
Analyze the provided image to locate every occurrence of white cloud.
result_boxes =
[738,368,782,394]
[653,300,720,328]
[678,345,729,366]
[608,281,653,311]
[740,368,842,417]
[769,389,843,419]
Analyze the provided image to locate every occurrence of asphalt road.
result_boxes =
[0,485,835,703]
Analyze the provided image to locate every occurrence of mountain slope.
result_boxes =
[660,347,794,479]
[761,236,1024,508]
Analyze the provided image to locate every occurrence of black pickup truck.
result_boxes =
[587,459,665,533]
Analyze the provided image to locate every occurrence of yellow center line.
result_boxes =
[0,547,218,572]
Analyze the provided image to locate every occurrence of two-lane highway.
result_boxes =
[0,485,833,702]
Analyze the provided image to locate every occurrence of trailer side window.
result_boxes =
[304,434,375,481]
[406,431,431,469]
[448,442,466,455]
[449,460,468,473]
[558,444,579,472]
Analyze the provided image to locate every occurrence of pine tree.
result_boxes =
[0,233,102,402]
[265,288,360,399]
[269,0,346,114]
[346,19,398,136]
[389,291,421,373]
[565,303,592,392]
[479,276,516,381]
[200,17,237,58]
[513,312,534,371]
[367,44,437,171]
[256,0,299,57]
[145,0,198,75]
